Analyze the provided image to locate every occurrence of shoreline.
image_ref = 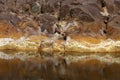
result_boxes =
[0,37,120,53]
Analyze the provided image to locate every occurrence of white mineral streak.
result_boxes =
[0,38,14,46]
[0,37,120,52]
[100,7,109,17]
[0,37,39,51]
[0,37,119,63]
[65,39,120,52]
[15,36,27,43]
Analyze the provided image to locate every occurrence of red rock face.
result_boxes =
[0,0,119,39]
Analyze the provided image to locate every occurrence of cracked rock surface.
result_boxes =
[0,1,120,79]
[0,0,120,52]
[0,0,119,39]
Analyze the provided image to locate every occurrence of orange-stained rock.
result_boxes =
[0,20,22,39]
[0,0,120,41]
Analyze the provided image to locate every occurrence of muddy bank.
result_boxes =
[0,51,120,80]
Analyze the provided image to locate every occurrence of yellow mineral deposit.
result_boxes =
[0,37,120,53]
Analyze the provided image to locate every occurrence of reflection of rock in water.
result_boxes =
[0,52,120,80]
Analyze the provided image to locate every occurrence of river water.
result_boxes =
[0,51,120,80]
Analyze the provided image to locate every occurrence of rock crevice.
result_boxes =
[0,0,120,40]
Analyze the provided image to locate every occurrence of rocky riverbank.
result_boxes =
[0,0,120,52]
[0,37,120,53]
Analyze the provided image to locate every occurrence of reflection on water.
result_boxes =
[0,51,120,80]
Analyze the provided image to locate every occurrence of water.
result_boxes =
[0,51,120,80]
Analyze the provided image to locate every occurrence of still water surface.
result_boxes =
[0,51,120,80]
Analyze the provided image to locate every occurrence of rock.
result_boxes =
[38,14,57,34]
[107,16,120,39]
[41,0,60,15]
[0,0,119,40]
[0,12,21,27]
[0,20,22,38]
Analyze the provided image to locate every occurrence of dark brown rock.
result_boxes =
[38,14,57,34]
[0,12,21,27]
[0,0,119,39]
[107,16,120,39]
[41,0,59,14]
